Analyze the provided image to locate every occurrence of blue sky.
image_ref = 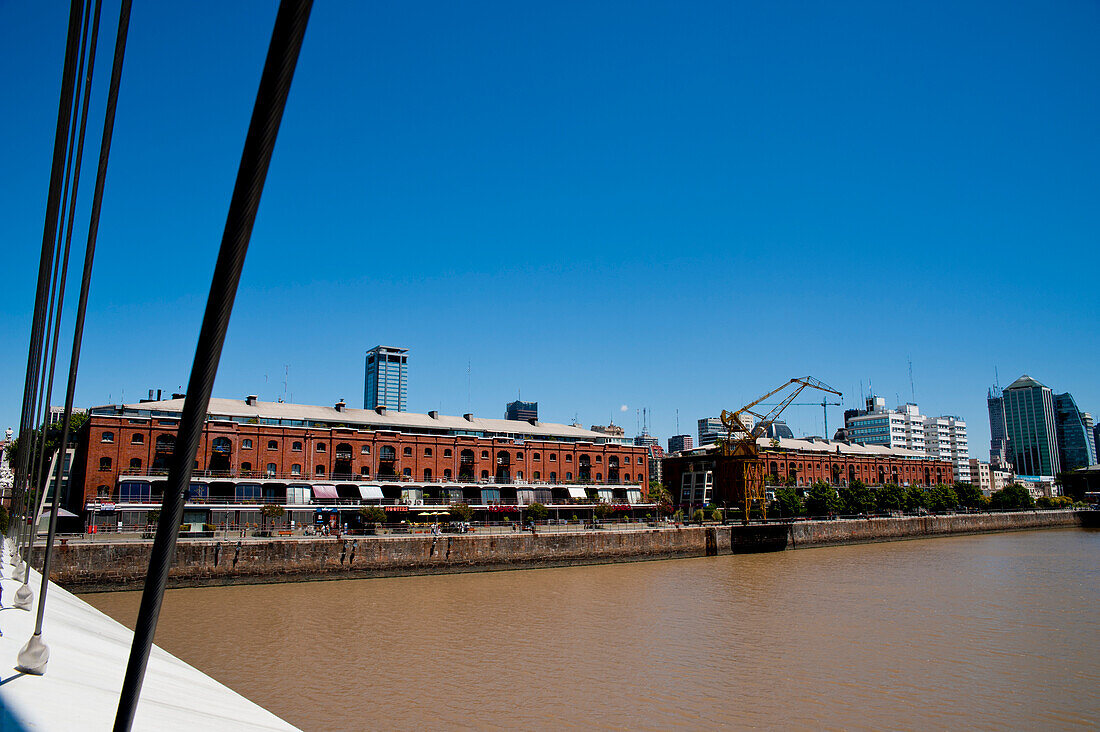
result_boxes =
[2,1,1098,458]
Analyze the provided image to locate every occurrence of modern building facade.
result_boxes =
[74,396,650,529]
[505,400,538,422]
[698,414,755,446]
[844,395,970,482]
[1002,375,1060,477]
[364,346,408,411]
[987,386,1010,466]
[667,434,693,453]
[762,421,794,439]
[1054,392,1096,471]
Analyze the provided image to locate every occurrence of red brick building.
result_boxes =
[71,396,650,528]
[664,437,954,510]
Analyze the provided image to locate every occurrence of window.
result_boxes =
[533,452,540,460]
[267,440,278,450]
[550,471,557,481]
[380,445,396,460]
[566,454,573,463]
[266,463,277,476]
[316,443,326,453]
[129,458,142,469]
[403,467,412,477]
[624,473,631,482]
[361,445,370,455]
[534,471,541,480]
[99,457,112,471]
[315,465,325,475]
[517,471,524,480]
[424,468,432,481]
[360,466,370,476]
[424,447,433,456]
[131,433,144,444]
[549,453,557,462]
[403,447,413,457]
[516,451,524,460]
[242,439,253,449]
[241,462,252,472]
[291,464,301,476]
[595,455,602,463]
[444,449,452,457]
[443,468,452,479]
[596,472,602,481]
[566,471,572,480]
[101,431,114,443]
[292,441,302,451]
[481,470,490,479]
[97,485,110,498]
[481,450,489,458]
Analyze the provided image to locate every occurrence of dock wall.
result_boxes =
[40,510,1085,593]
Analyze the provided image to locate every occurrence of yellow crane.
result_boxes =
[719,377,843,521]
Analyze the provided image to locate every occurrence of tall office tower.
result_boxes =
[1082,413,1097,465]
[987,386,1010,466]
[1094,424,1100,467]
[698,414,755,445]
[505,400,538,421]
[668,434,693,453]
[1002,375,1060,476]
[364,346,408,411]
[1054,392,1096,471]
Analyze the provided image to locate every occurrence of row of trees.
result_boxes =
[771,479,1056,518]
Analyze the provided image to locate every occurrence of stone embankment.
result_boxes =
[41,510,1086,593]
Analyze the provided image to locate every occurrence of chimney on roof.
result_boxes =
[375,405,387,415]
[428,410,439,419]
[246,395,257,406]
[335,400,346,412]
[148,389,154,400]
[156,389,162,401]
[463,413,473,421]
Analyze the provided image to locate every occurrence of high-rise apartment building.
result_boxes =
[1054,392,1096,471]
[987,386,1010,466]
[505,400,538,421]
[668,434,693,453]
[363,346,408,411]
[844,395,970,482]
[1002,375,1059,477]
[698,414,755,446]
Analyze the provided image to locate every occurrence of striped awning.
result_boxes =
[312,484,338,500]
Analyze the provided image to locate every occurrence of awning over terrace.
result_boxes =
[312,484,338,500]
[357,484,384,500]
[567,487,588,499]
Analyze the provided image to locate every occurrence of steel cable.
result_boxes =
[113,1,312,727]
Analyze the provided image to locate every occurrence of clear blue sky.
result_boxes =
[2,1,1098,459]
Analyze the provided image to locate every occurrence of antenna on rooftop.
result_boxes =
[908,354,916,402]
[675,408,679,435]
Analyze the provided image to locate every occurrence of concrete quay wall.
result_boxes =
[42,510,1084,592]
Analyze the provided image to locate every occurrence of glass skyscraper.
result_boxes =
[987,386,1009,465]
[1002,375,1060,477]
[364,346,408,411]
[1054,392,1096,471]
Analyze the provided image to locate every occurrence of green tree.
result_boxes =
[954,482,986,509]
[146,508,161,527]
[875,483,906,512]
[261,504,286,531]
[526,502,549,521]
[594,502,613,521]
[773,486,804,518]
[904,485,928,511]
[359,505,388,525]
[926,484,960,512]
[805,481,841,516]
[838,480,874,515]
[449,503,475,522]
[7,412,89,491]
[990,484,1035,510]
[691,508,706,524]
[647,483,673,516]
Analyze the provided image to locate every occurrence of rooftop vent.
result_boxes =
[335,400,346,412]
[246,395,258,406]
[375,406,387,415]
[463,413,474,421]
[528,417,538,426]
[172,393,185,400]
[428,410,439,419]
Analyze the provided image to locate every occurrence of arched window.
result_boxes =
[549,453,557,462]
[131,433,144,444]
[534,471,541,480]
[481,450,489,458]
[516,451,524,460]
[403,446,413,456]
[596,472,602,481]
[566,471,573,481]
[360,466,370,476]
[315,465,325,475]
[624,473,631,482]
[566,454,573,463]
[267,440,278,450]
[316,443,326,453]
[241,462,252,472]
[595,455,602,463]
[129,458,142,469]
[533,452,540,460]
[550,471,557,481]
[266,463,277,476]
[292,441,302,451]
[242,438,253,449]
[101,431,114,443]
[380,445,396,460]
[291,464,301,475]
[424,468,432,481]
[361,445,370,454]
[99,457,112,471]
[97,485,110,498]
[403,467,412,477]
[443,448,452,457]
[424,447,433,456]
[443,468,452,479]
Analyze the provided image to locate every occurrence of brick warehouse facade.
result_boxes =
[664,437,954,510]
[70,396,649,519]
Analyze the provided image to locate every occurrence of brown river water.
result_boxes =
[86,528,1099,731]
